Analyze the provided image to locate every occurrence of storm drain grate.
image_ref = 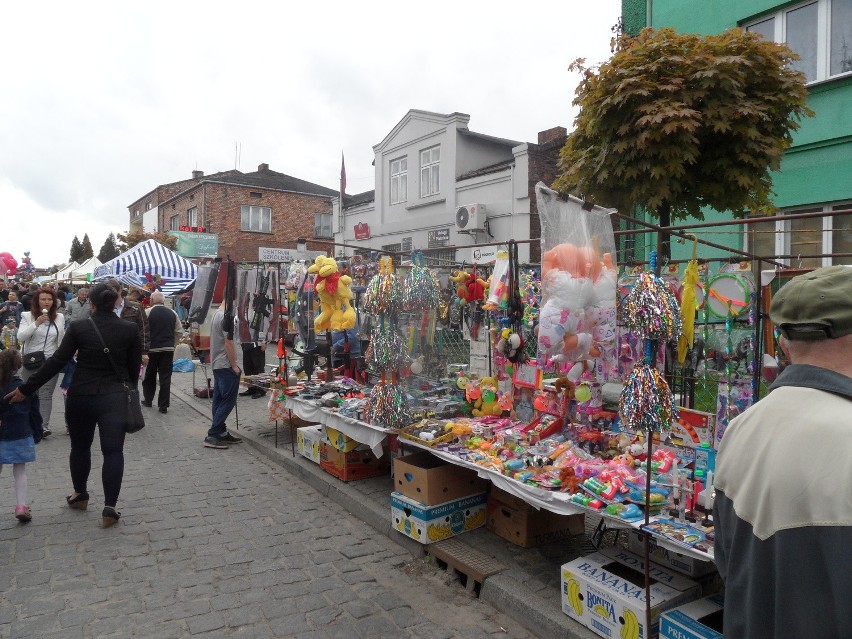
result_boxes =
[427,538,506,595]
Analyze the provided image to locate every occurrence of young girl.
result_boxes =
[0,349,43,522]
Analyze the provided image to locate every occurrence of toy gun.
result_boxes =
[223,256,236,340]
[249,267,272,341]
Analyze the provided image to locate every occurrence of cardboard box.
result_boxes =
[628,533,717,578]
[391,491,487,544]
[671,408,716,449]
[486,487,585,547]
[324,425,360,453]
[561,549,700,639]
[393,452,488,506]
[296,425,324,463]
[660,595,724,639]
[320,442,389,482]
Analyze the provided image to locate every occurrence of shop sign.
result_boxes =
[258,247,325,263]
[179,225,207,232]
[428,228,450,243]
[354,222,370,240]
[471,246,498,264]
[168,230,219,258]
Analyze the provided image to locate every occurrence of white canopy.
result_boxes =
[52,261,80,281]
[70,256,102,279]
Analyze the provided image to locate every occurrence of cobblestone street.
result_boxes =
[0,376,536,639]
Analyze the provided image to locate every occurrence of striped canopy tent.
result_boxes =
[92,239,197,297]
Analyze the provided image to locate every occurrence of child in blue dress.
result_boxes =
[0,349,43,522]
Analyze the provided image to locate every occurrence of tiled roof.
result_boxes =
[344,190,375,209]
[458,159,515,181]
[208,167,338,197]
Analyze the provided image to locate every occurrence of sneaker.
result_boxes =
[218,431,243,444]
[159,407,168,414]
[203,435,229,449]
[15,505,32,523]
[42,428,52,438]
[141,400,153,407]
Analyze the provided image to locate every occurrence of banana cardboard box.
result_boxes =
[561,548,700,639]
[391,491,487,544]
[296,425,325,463]
[659,594,724,639]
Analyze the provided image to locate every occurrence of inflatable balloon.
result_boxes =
[0,252,16,276]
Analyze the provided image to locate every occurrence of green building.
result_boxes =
[621,0,852,267]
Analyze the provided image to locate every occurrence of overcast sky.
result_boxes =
[1,0,621,270]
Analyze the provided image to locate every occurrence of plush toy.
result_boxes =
[308,256,356,332]
[449,270,472,303]
[472,377,503,417]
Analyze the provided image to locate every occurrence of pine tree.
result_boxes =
[97,233,120,262]
[69,236,84,263]
[81,234,94,260]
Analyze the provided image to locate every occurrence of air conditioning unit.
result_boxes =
[455,203,486,231]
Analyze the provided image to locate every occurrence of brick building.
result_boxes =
[128,164,338,261]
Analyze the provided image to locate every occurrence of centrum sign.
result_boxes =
[258,247,326,262]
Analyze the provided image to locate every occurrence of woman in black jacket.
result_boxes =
[5,283,141,528]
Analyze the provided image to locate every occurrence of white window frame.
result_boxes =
[240,205,271,233]
[187,206,198,227]
[314,212,333,238]
[744,0,852,84]
[390,157,408,204]
[169,214,180,231]
[745,202,852,267]
[420,146,440,198]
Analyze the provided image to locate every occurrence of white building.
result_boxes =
[334,110,567,266]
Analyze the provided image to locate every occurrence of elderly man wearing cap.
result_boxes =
[713,265,852,639]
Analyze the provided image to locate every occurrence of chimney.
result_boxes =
[192,170,204,179]
[537,126,568,146]
[258,163,269,172]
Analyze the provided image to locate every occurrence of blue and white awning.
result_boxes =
[93,239,197,296]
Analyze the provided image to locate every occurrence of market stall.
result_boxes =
[92,239,197,296]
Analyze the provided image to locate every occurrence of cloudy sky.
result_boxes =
[1,0,621,271]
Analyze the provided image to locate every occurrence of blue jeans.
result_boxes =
[208,368,239,438]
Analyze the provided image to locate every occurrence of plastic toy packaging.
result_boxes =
[285,261,307,289]
[534,184,618,381]
[485,250,510,310]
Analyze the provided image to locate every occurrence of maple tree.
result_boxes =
[554,27,813,256]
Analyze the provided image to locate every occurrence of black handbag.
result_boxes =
[23,321,53,370]
[88,318,145,434]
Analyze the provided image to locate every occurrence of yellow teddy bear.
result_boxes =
[308,255,356,332]
[472,376,504,417]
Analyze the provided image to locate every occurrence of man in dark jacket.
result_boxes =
[141,291,182,413]
[108,280,150,366]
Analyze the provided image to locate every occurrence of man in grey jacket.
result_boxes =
[714,266,852,639]
[67,287,91,323]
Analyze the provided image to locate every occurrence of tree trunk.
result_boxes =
[658,202,671,266]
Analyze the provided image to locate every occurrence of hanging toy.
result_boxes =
[403,251,441,311]
[619,363,677,432]
[623,268,682,342]
[449,269,472,304]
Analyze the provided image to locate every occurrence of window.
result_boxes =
[241,205,271,232]
[746,203,852,266]
[169,214,180,231]
[422,248,456,267]
[420,146,440,197]
[187,206,198,227]
[381,243,402,257]
[390,157,408,204]
[745,0,852,83]
[315,213,333,238]
[402,237,412,253]
[146,202,152,210]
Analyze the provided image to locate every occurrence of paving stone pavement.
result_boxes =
[0,376,538,639]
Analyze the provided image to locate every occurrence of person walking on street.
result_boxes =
[203,304,243,449]
[17,288,65,438]
[5,282,142,528]
[0,349,44,523]
[714,266,852,639]
[142,291,182,414]
[0,291,24,327]
[108,280,150,367]
[67,287,91,323]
